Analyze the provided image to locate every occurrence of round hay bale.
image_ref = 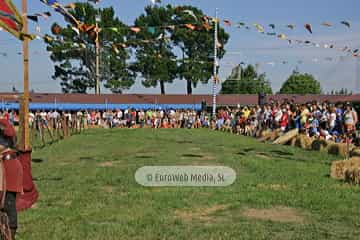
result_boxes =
[311,139,328,152]
[294,135,312,150]
[289,136,297,147]
[344,167,360,185]
[330,157,360,180]
[331,160,348,180]
[258,129,271,138]
[351,148,360,157]
[269,130,282,141]
[327,143,350,158]
[273,129,299,145]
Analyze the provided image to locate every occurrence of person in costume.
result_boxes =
[0,118,23,240]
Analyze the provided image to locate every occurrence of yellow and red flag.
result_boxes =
[0,0,23,39]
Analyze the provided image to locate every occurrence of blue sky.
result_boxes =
[0,0,359,94]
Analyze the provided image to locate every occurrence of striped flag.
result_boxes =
[0,0,23,39]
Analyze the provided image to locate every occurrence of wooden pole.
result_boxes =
[18,0,30,151]
[212,8,218,117]
[95,16,100,95]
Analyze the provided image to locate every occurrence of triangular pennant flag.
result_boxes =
[64,3,76,9]
[304,24,313,34]
[184,24,196,30]
[253,23,264,33]
[147,26,156,34]
[43,34,54,43]
[112,44,120,54]
[223,20,231,26]
[51,23,62,35]
[20,33,36,41]
[27,15,39,22]
[130,27,141,33]
[71,26,80,35]
[277,34,287,39]
[202,22,211,31]
[109,27,119,33]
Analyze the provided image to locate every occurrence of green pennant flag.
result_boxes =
[147,26,156,34]
[109,27,119,33]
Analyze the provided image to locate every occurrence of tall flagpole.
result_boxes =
[95,17,100,95]
[19,0,30,151]
[212,8,218,117]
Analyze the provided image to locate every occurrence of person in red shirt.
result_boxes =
[0,119,23,239]
[280,108,289,132]
[3,111,9,121]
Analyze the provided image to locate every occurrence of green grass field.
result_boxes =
[18,129,360,240]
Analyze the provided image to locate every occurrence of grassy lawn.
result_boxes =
[18,128,360,240]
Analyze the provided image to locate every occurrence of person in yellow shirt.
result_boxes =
[300,105,310,129]
[242,106,251,119]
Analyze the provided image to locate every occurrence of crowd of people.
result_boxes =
[0,100,358,143]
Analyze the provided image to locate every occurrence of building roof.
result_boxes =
[1,93,360,108]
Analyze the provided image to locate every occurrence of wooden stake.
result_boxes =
[18,0,31,151]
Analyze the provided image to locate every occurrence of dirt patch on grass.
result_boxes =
[257,184,289,191]
[98,161,114,167]
[243,206,305,223]
[202,154,216,160]
[189,147,201,151]
[103,186,114,193]
[175,204,228,223]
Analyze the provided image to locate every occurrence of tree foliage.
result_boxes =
[171,5,229,94]
[131,5,177,94]
[220,64,273,94]
[45,3,135,93]
[279,71,321,94]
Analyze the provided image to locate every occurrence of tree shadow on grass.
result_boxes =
[32,158,44,163]
[182,154,204,158]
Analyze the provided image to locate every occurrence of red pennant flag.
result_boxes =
[304,24,313,34]
[223,20,231,26]
[184,24,196,30]
[0,0,23,39]
[130,27,141,33]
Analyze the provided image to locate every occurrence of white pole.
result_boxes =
[212,8,219,116]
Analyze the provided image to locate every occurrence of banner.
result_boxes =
[0,0,23,39]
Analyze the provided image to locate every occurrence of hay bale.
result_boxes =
[311,139,329,152]
[289,137,297,147]
[269,130,282,141]
[327,143,351,158]
[258,129,281,142]
[344,167,360,185]
[258,129,271,138]
[294,135,313,150]
[273,129,299,145]
[351,148,360,157]
[330,157,360,180]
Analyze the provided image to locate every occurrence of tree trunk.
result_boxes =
[187,79,192,95]
[160,81,165,95]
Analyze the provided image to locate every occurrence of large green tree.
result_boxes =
[45,2,135,93]
[220,64,273,94]
[279,71,321,94]
[131,5,178,94]
[171,6,229,94]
